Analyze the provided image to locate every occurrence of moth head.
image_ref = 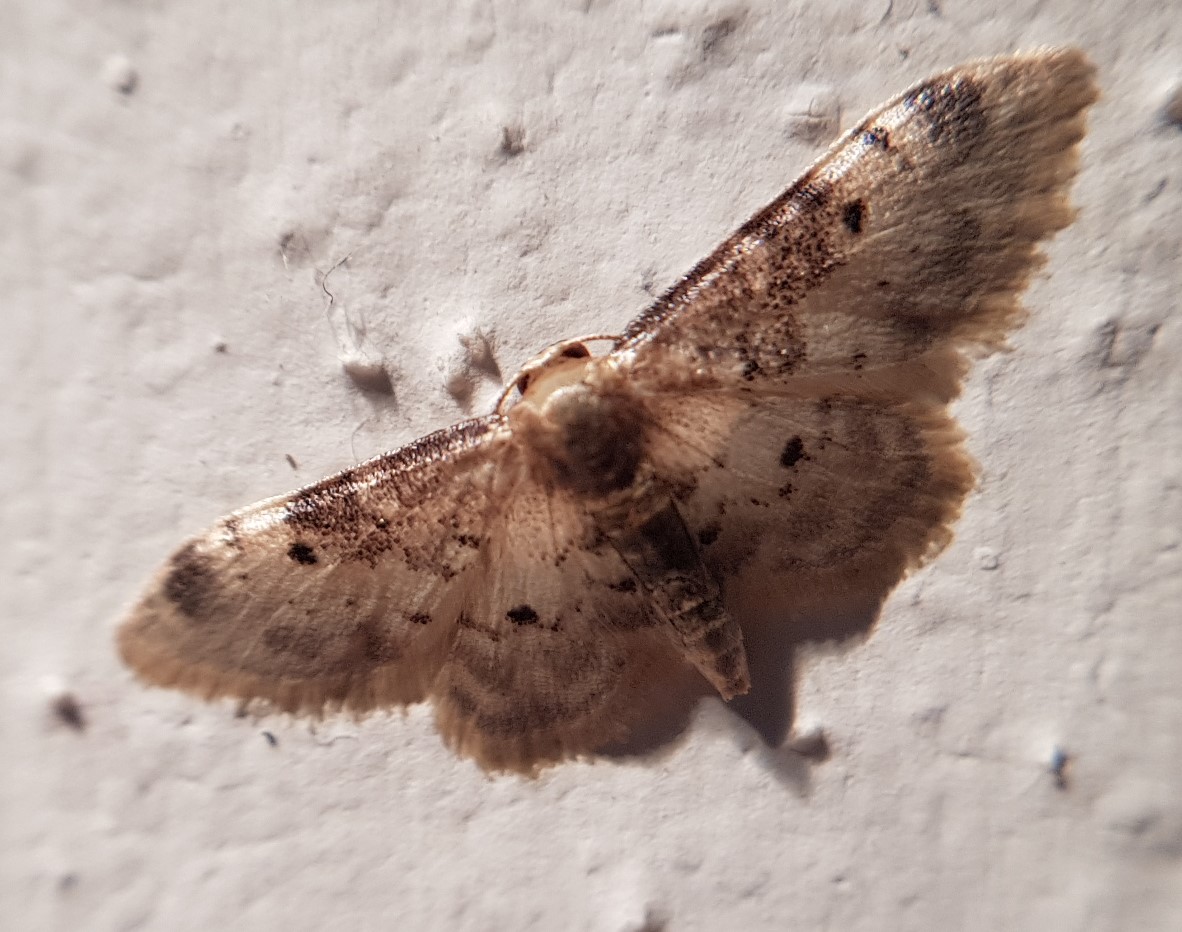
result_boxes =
[497,337,616,415]
[515,340,590,395]
[503,336,645,497]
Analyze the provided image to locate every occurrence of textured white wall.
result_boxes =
[3,1,1179,929]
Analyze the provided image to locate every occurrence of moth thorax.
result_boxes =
[513,381,646,498]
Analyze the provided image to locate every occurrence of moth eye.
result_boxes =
[559,343,591,360]
[516,372,533,394]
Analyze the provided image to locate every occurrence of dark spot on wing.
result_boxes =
[906,74,986,151]
[287,542,318,565]
[780,436,806,468]
[697,524,721,547]
[357,619,400,664]
[861,126,891,149]
[163,542,218,620]
[410,612,432,625]
[842,199,865,235]
[608,577,637,593]
[507,605,539,625]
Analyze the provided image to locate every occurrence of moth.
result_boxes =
[119,49,1097,773]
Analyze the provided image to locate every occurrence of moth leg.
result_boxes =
[605,502,750,699]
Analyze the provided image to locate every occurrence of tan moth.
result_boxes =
[119,49,1098,773]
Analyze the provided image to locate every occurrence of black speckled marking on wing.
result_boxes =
[163,542,219,620]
